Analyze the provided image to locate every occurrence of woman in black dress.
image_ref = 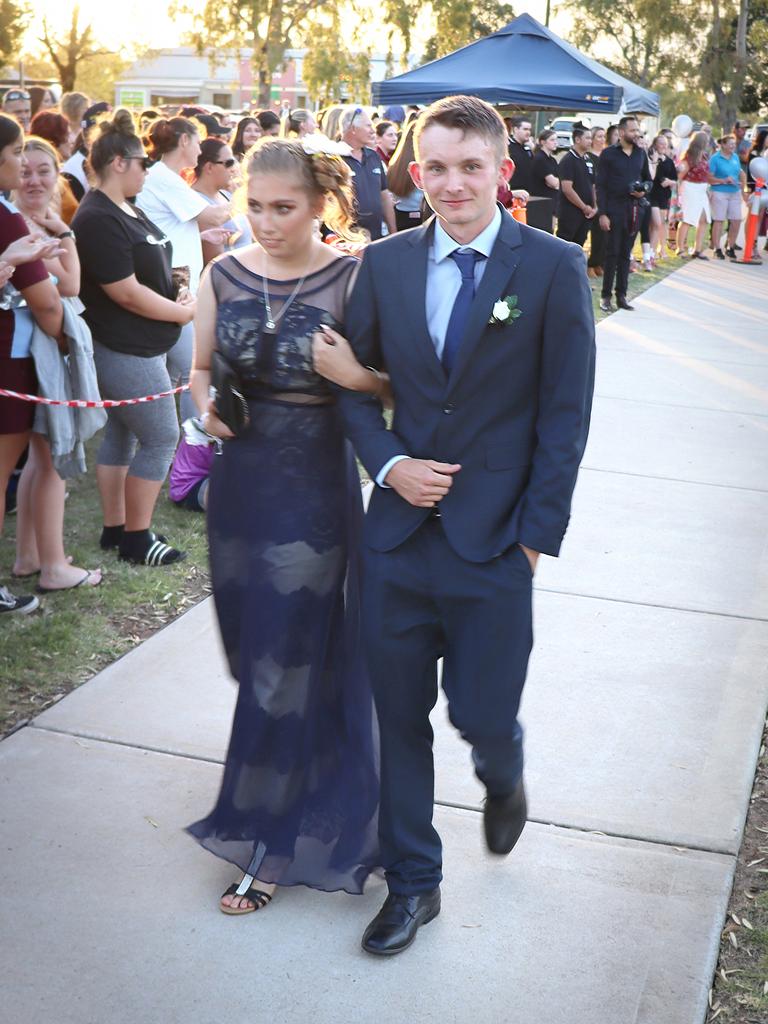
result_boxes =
[531,129,560,233]
[648,134,677,262]
[188,137,385,913]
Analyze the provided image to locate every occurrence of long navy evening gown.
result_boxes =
[187,252,380,894]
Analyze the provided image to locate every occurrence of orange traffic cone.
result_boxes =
[732,176,766,264]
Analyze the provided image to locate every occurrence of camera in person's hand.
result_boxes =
[629,180,652,208]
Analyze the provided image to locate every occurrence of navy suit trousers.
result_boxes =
[362,517,533,895]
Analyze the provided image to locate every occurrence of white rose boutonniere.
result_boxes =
[489,294,523,328]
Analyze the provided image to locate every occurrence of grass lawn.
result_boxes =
[592,251,685,322]
[0,442,210,735]
[706,718,768,1021]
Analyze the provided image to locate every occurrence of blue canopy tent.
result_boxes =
[372,13,659,116]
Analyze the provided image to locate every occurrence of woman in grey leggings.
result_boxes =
[72,109,195,566]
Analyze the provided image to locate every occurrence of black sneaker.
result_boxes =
[599,298,614,313]
[714,248,725,260]
[725,246,736,258]
[0,585,40,616]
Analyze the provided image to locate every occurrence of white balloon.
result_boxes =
[749,156,768,182]
[672,114,693,139]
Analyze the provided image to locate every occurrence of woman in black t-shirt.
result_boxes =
[531,129,561,233]
[72,110,196,567]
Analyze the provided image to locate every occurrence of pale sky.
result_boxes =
[31,0,563,57]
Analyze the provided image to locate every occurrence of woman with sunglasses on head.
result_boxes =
[137,117,232,422]
[191,138,253,265]
[72,110,195,567]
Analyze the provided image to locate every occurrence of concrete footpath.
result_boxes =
[2,257,768,1024]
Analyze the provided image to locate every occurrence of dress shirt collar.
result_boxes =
[432,205,502,264]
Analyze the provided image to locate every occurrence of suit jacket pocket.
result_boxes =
[486,444,531,472]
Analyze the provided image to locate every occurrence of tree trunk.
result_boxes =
[257,62,270,108]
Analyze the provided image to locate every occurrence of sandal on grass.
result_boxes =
[220,873,274,916]
[36,570,102,594]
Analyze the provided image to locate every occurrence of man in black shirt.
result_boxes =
[507,116,534,194]
[557,125,597,246]
[596,116,651,312]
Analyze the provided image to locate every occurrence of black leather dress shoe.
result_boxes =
[484,779,527,855]
[616,296,635,310]
[361,889,441,956]
[599,298,614,313]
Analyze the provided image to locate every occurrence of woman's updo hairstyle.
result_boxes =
[86,108,140,177]
[194,137,227,179]
[144,116,198,162]
[0,112,22,153]
[245,137,363,242]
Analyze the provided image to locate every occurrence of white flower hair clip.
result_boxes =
[302,134,352,158]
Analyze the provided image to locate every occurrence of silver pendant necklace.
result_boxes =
[261,251,314,333]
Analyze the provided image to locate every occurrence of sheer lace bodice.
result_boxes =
[210,252,358,403]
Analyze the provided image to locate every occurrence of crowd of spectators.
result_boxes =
[0,86,766,616]
[502,113,768,311]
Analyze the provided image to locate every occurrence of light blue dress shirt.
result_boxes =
[376,207,503,487]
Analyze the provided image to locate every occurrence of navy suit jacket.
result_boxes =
[339,207,596,562]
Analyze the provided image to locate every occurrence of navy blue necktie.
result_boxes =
[442,249,484,375]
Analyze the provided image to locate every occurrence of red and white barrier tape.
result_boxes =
[0,384,189,408]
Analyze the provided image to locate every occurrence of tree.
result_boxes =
[176,0,338,109]
[75,51,133,104]
[39,4,110,92]
[383,0,515,64]
[0,0,28,68]
[702,0,768,130]
[423,0,516,61]
[302,17,370,104]
[562,0,702,89]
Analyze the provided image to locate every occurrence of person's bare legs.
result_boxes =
[727,218,741,249]
[16,435,101,589]
[124,475,164,531]
[13,451,37,570]
[649,207,663,258]
[0,432,29,535]
[711,219,724,252]
[96,464,129,527]
[693,213,708,254]
[677,221,691,253]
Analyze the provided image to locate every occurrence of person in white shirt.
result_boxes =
[136,117,231,419]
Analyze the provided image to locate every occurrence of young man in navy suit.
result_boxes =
[337,95,595,956]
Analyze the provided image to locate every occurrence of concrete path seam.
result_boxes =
[533,587,768,623]
[580,465,768,494]
[593,393,768,417]
[25,722,745,861]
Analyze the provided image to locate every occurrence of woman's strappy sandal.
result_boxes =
[219,873,274,916]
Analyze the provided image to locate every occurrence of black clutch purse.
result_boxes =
[210,349,250,437]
